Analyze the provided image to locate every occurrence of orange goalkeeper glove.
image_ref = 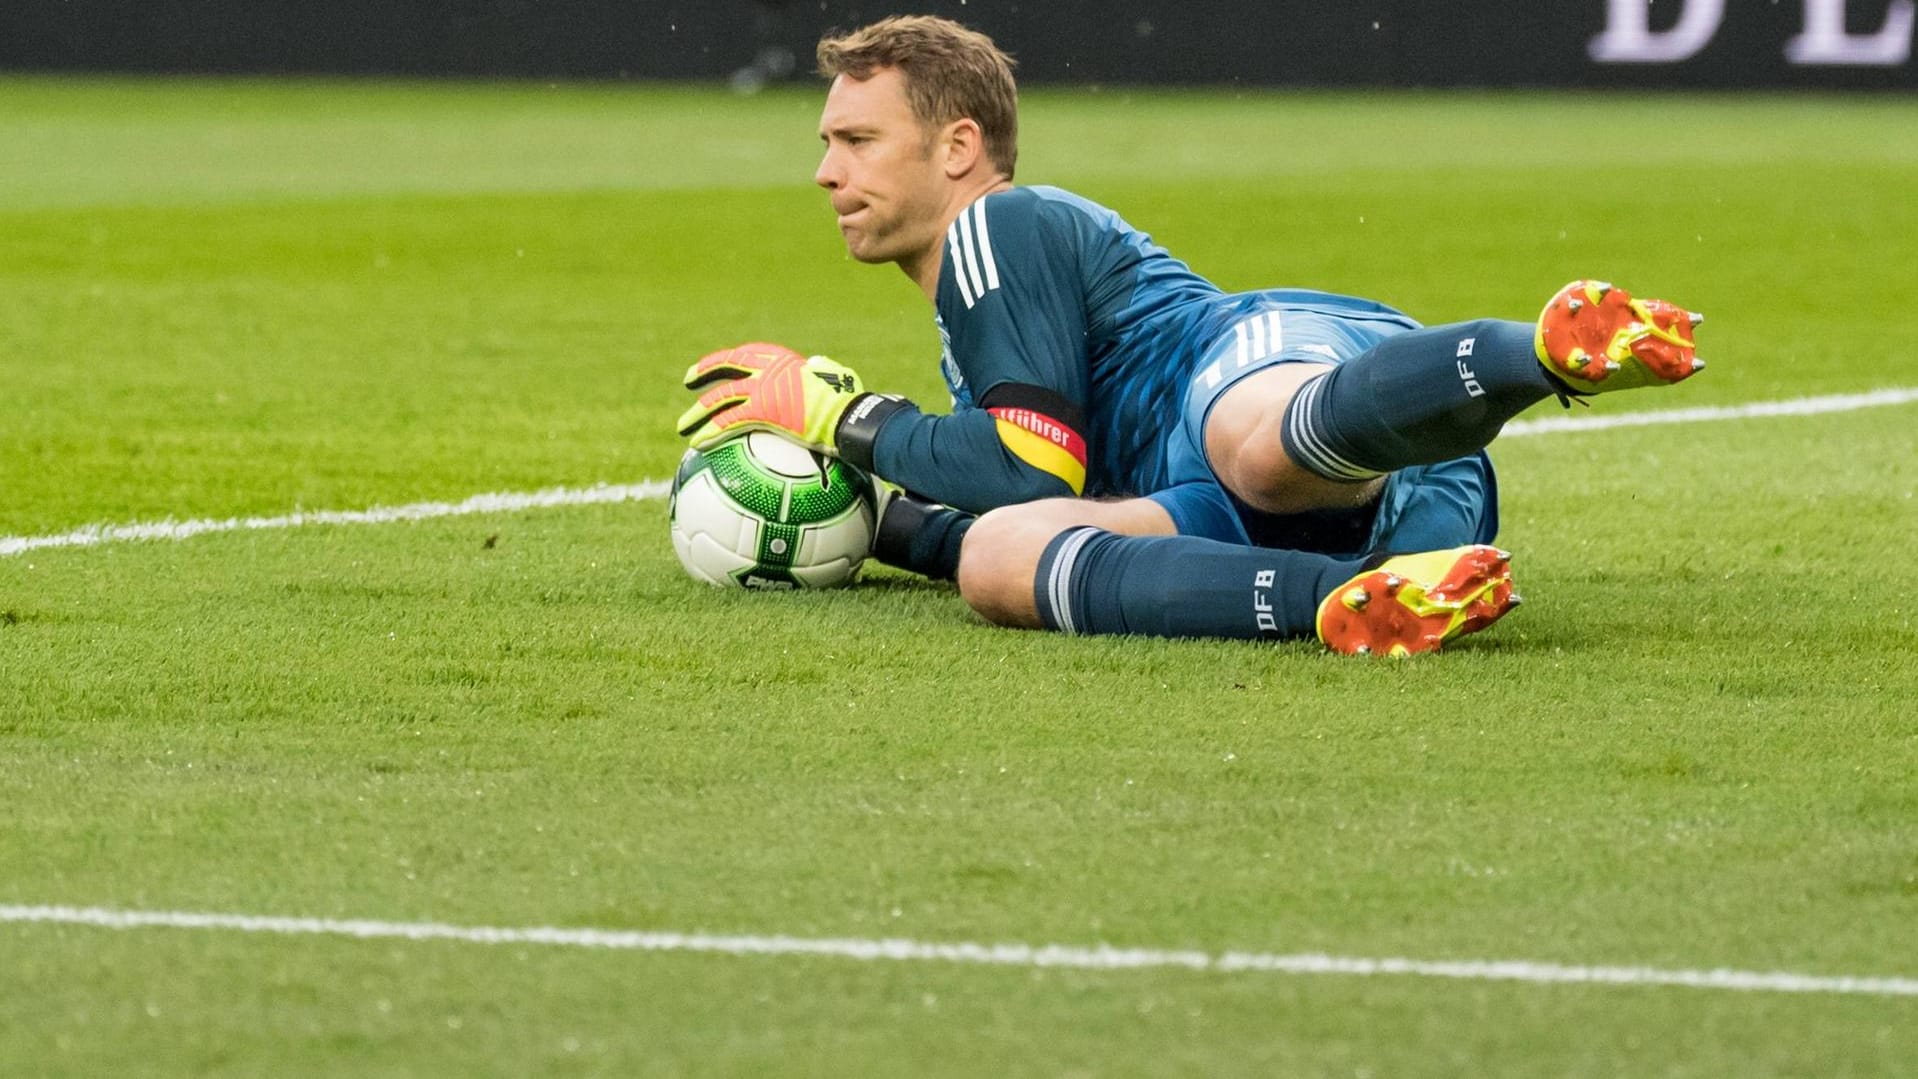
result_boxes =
[676,342,906,464]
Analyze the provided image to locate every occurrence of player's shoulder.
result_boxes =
[969,184,1120,235]
[940,185,1127,314]
[945,185,1116,273]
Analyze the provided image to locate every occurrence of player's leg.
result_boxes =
[955,493,1518,654]
[1210,316,1551,513]
[954,496,1177,627]
[1211,282,1702,515]
[1199,360,1390,516]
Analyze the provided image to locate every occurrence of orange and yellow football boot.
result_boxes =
[1535,280,1704,394]
[1316,545,1520,657]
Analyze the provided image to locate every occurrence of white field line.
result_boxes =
[1501,385,1918,437]
[3,387,1915,561]
[3,904,1914,998]
[0,480,672,559]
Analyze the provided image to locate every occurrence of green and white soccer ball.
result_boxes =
[669,430,876,589]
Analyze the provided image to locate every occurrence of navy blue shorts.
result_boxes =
[1146,291,1499,558]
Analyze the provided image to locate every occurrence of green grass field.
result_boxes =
[3,77,1916,1076]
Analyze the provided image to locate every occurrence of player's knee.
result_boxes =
[955,506,1051,629]
[1217,436,1297,512]
[1214,416,1338,516]
[1207,363,1387,515]
[1206,363,1325,514]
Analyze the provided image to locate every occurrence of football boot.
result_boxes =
[1316,545,1519,657]
[1535,280,1704,394]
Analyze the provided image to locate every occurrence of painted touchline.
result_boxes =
[4,387,1915,560]
[3,904,1914,997]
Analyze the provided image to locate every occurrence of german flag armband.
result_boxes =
[980,383,1089,495]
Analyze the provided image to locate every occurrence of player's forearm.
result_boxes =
[840,399,1078,513]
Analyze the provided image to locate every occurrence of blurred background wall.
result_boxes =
[2,0,1913,88]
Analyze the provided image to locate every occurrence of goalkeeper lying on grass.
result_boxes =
[676,15,1706,657]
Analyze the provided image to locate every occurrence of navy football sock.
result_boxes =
[871,491,972,581]
[1033,527,1368,640]
[1280,319,1555,480]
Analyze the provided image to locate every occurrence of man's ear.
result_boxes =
[941,118,986,179]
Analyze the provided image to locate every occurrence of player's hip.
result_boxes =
[1146,451,1500,558]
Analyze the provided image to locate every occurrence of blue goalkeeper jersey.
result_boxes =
[866,185,1406,512]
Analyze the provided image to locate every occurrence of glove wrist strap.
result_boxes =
[835,393,913,473]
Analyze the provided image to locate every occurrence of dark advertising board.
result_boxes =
[3,1,1913,88]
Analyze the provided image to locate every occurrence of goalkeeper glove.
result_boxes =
[675,342,910,468]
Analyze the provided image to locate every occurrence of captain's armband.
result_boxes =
[979,383,1089,495]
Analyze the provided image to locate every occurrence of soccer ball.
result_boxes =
[669,430,876,589]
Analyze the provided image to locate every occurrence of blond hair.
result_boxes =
[817,15,1019,178]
